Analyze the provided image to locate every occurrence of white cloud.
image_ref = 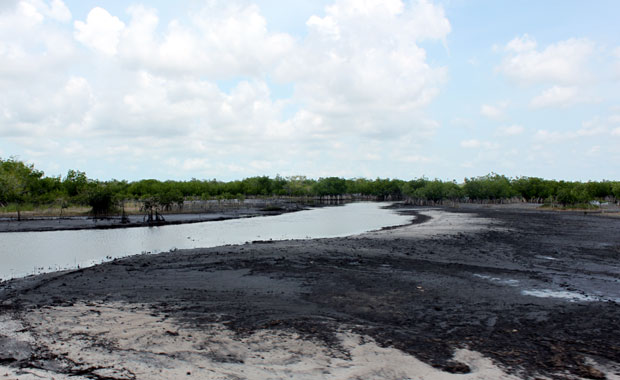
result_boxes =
[113,4,294,78]
[499,35,594,85]
[180,158,212,172]
[48,0,71,22]
[398,154,432,163]
[481,104,501,119]
[450,117,475,129]
[534,117,609,143]
[14,1,43,25]
[2,1,451,179]
[404,0,451,41]
[0,1,79,139]
[586,145,600,157]
[69,1,448,142]
[306,0,449,42]
[612,128,620,136]
[608,114,620,124]
[28,0,71,22]
[275,0,449,138]
[5,0,71,23]
[578,117,608,137]
[480,102,507,120]
[529,86,582,108]
[0,1,17,11]
[504,33,537,53]
[0,75,93,141]
[460,139,499,149]
[498,35,601,111]
[74,7,125,55]
[496,125,524,136]
[533,130,567,143]
[191,4,295,76]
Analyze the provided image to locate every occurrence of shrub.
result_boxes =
[87,185,115,217]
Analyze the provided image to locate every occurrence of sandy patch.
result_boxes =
[0,302,529,380]
[361,209,504,239]
[1,313,74,379]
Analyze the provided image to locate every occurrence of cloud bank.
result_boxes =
[1,1,619,181]
[0,0,450,179]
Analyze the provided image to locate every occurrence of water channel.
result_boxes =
[0,202,411,281]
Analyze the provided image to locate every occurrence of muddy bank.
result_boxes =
[1,206,620,379]
[0,203,307,233]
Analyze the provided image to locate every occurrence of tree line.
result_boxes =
[1,157,619,216]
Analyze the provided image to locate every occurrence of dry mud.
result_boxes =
[1,206,620,379]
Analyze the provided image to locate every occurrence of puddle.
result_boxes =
[521,289,598,302]
[536,255,559,261]
[473,274,520,286]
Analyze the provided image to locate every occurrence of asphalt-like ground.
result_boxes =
[1,206,620,379]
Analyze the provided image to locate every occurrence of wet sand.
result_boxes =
[1,206,620,379]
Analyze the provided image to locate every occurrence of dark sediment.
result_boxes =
[1,206,620,379]
[0,203,307,233]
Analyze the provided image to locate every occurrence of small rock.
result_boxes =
[443,361,471,374]
[577,365,606,379]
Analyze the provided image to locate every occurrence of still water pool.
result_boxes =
[0,202,411,280]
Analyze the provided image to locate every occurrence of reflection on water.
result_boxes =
[521,289,598,302]
[0,202,410,281]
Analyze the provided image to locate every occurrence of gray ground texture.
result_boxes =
[1,204,620,379]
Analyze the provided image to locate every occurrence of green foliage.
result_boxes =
[346,178,373,195]
[284,176,313,196]
[157,187,184,210]
[63,169,88,198]
[555,182,590,205]
[272,175,287,196]
[584,181,613,199]
[0,203,36,212]
[612,182,620,199]
[2,157,619,212]
[313,177,347,196]
[464,173,515,200]
[127,179,161,198]
[87,184,115,216]
[242,176,273,196]
[556,187,578,206]
[0,157,44,206]
[402,179,463,201]
[371,178,404,199]
[402,178,428,196]
[511,177,553,201]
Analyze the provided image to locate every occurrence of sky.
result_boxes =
[1,0,619,182]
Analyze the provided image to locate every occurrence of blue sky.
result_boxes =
[0,0,619,181]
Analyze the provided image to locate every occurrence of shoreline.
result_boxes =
[1,206,620,379]
[0,204,309,233]
[2,200,619,233]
